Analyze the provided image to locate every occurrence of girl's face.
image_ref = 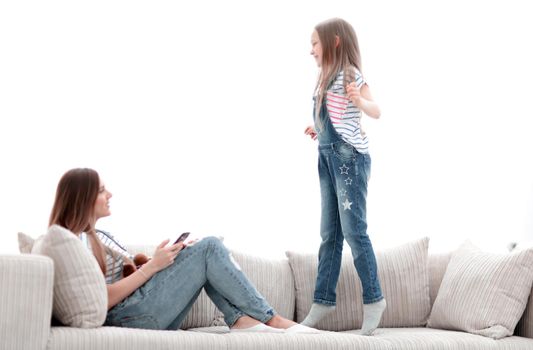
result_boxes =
[94,181,112,220]
[310,30,323,67]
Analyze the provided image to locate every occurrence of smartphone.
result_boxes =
[174,232,190,244]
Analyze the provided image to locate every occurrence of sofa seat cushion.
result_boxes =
[48,326,224,350]
[286,238,431,331]
[48,326,533,350]
[351,328,533,350]
[49,326,390,350]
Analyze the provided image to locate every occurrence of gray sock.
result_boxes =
[301,303,336,327]
[361,299,387,335]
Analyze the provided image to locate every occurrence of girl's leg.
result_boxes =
[336,152,382,304]
[302,151,344,327]
[313,151,345,306]
[334,150,385,334]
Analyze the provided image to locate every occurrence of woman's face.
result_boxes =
[94,181,112,220]
[310,30,323,67]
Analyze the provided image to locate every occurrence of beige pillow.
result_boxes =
[31,225,108,328]
[428,241,533,339]
[286,237,430,331]
[18,232,37,254]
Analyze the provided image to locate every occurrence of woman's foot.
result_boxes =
[230,316,283,333]
[266,315,320,333]
[265,314,297,329]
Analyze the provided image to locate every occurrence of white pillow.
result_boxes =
[18,232,37,254]
[428,241,533,339]
[31,225,108,328]
[286,237,430,331]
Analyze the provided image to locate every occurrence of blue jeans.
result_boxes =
[105,237,275,329]
[314,140,383,305]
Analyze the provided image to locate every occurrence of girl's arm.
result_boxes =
[106,239,184,309]
[346,83,381,119]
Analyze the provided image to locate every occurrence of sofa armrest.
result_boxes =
[0,254,54,350]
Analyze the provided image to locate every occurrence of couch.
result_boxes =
[2,234,533,350]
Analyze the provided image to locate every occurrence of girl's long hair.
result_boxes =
[314,18,362,123]
[49,168,108,275]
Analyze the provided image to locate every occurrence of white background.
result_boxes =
[1,0,532,258]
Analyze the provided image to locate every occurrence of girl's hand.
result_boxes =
[346,82,362,107]
[143,239,184,274]
[304,125,317,140]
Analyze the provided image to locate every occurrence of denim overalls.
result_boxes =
[313,96,383,305]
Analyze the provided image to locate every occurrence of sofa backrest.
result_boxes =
[128,244,533,336]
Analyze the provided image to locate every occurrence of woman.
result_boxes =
[49,168,316,333]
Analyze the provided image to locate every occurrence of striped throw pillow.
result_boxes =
[31,225,108,328]
[428,241,533,339]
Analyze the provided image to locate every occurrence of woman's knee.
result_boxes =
[192,236,225,253]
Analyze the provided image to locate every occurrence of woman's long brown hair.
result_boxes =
[49,168,108,274]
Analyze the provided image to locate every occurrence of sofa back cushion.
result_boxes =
[427,252,452,307]
[286,237,430,331]
[30,225,108,328]
[419,250,533,337]
[428,241,533,339]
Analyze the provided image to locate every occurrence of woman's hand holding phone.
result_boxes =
[144,235,186,274]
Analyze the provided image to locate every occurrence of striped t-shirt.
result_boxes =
[80,232,125,284]
[325,69,369,153]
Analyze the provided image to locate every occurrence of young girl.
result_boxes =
[49,168,317,333]
[303,18,386,335]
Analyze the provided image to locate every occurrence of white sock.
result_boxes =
[301,303,336,327]
[361,299,386,335]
